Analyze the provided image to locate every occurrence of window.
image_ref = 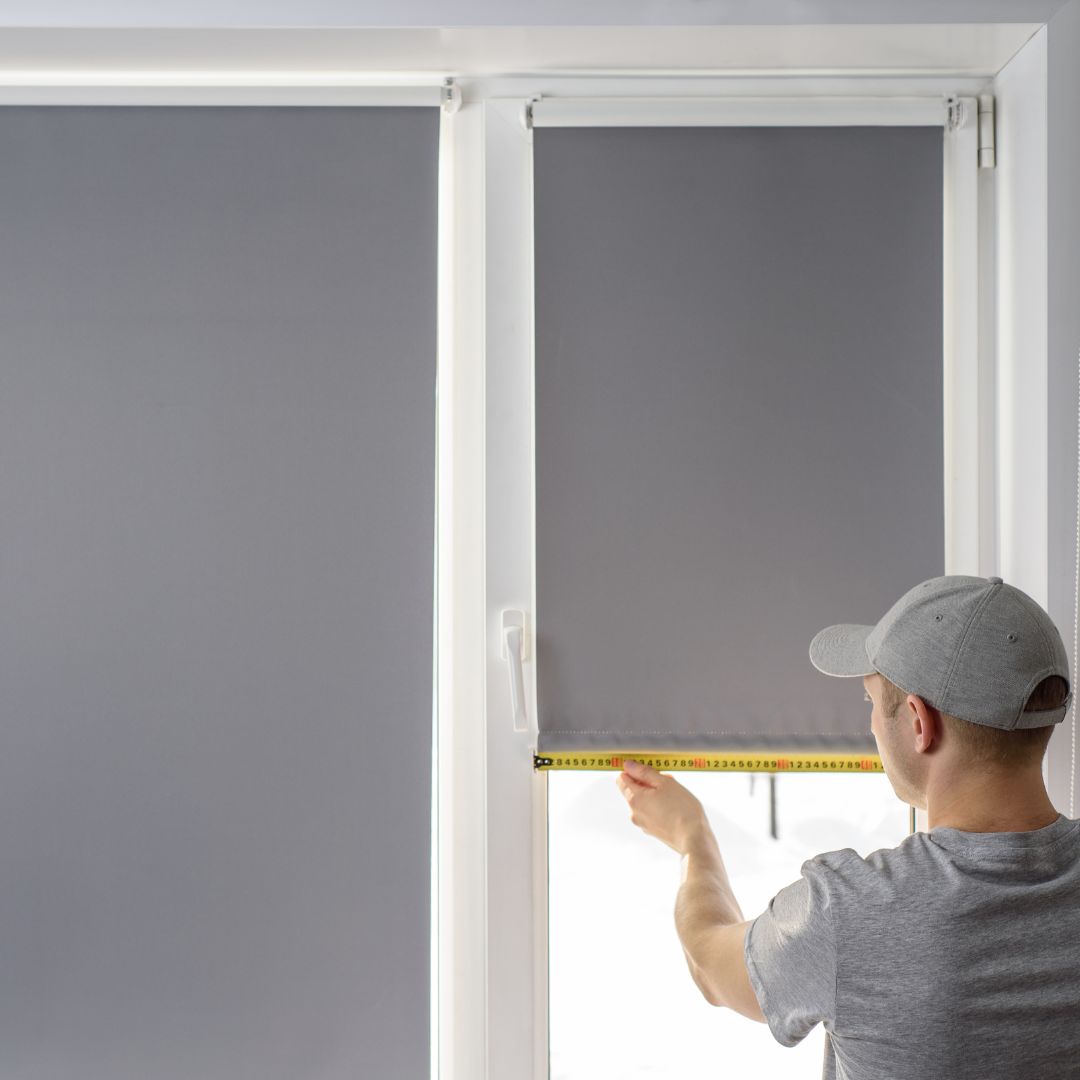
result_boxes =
[466,88,983,1080]
[0,100,440,1079]
[531,114,943,1075]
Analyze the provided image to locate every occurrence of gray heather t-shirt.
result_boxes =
[744,813,1080,1079]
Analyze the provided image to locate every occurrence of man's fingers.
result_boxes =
[616,771,654,813]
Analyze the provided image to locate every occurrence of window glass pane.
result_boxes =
[548,771,908,1079]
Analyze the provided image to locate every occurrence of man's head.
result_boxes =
[809,575,1073,808]
[861,669,1068,807]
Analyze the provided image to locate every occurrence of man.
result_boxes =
[617,574,1080,1079]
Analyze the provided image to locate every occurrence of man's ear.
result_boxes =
[906,694,940,754]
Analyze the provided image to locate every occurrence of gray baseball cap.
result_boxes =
[809,575,1073,730]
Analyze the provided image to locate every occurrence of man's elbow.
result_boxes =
[687,961,725,1007]
[689,958,767,1021]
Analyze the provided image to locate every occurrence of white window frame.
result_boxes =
[442,74,993,1080]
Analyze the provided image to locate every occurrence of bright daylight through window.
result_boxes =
[548,771,909,1080]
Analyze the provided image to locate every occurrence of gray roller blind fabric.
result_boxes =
[534,126,943,753]
[0,108,436,1078]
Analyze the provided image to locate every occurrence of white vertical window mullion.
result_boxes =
[436,99,491,1080]
[943,94,984,576]
[481,97,547,1080]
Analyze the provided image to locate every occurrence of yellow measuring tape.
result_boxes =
[534,751,883,773]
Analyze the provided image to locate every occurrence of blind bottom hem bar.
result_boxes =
[537,733,879,752]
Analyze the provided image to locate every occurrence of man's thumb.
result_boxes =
[624,758,659,785]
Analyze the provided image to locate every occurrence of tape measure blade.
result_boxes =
[533,752,882,773]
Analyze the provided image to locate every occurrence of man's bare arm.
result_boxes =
[615,759,766,1021]
[675,824,765,1021]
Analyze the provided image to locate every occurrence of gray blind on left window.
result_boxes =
[0,107,436,1079]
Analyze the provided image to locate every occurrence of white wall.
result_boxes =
[994,30,1048,603]
[1046,0,1080,815]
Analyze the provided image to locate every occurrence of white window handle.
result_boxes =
[501,609,529,733]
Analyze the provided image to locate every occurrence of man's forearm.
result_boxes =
[616,762,763,1017]
[674,824,745,1002]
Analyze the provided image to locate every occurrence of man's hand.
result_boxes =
[615,759,711,855]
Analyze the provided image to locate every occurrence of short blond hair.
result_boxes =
[876,673,1067,767]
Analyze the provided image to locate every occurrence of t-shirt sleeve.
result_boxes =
[743,854,838,1047]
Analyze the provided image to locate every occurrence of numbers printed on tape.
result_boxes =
[533,752,883,773]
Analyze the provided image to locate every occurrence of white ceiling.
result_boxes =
[0,25,1045,77]
[0,0,1070,27]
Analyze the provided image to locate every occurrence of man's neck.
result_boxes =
[925,766,1060,833]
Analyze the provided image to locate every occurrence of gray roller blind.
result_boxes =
[0,107,436,1078]
[535,126,943,753]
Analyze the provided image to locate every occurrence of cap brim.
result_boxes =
[809,623,877,677]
